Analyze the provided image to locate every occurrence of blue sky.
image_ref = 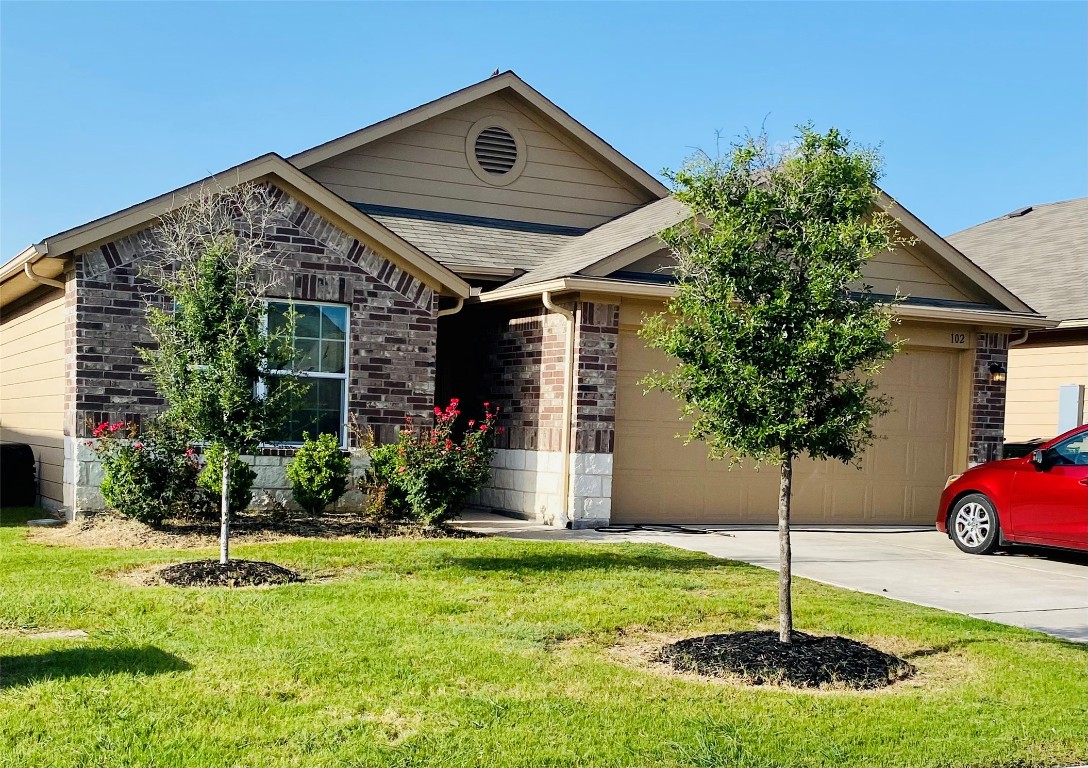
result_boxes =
[2,2,1085,259]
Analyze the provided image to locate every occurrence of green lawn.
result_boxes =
[1,507,1085,768]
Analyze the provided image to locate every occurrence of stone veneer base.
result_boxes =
[474,448,614,528]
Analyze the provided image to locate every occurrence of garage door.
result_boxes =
[613,329,964,525]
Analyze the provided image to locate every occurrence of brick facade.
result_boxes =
[572,301,618,454]
[968,332,1009,466]
[65,184,438,511]
[481,305,568,452]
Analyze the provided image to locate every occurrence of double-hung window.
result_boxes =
[266,300,349,445]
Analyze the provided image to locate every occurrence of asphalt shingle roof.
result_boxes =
[362,206,580,273]
[356,199,689,285]
[503,197,689,287]
[947,198,1088,322]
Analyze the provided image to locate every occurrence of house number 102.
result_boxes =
[950,333,966,344]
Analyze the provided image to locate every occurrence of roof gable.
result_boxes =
[483,191,1041,319]
[290,72,668,205]
[0,155,471,308]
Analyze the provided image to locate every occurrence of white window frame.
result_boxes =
[263,298,350,448]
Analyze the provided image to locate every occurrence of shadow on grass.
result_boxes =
[1,646,191,689]
[448,549,748,575]
[0,507,46,527]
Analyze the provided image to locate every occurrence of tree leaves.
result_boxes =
[642,127,904,465]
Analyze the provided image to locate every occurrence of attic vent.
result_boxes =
[1005,206,1033,218]
[474,126,518,175]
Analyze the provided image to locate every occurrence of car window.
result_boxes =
[1049,433,1088,466]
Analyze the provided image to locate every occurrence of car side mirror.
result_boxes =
[1030,449,1047,469]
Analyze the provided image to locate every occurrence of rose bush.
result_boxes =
[364,399,501,526]
[88,419,200,527]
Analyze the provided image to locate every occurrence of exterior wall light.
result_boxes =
[988,362,1007,384]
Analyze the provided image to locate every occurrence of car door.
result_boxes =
[1010,431,1088,548]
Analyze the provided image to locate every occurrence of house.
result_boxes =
[947,199,1088,444]
[0,72,1053,526]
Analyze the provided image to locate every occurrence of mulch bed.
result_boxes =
[157,559,304,587]
[656,630,915,689]
[30,511,480,550]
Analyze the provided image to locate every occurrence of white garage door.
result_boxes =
[613,329,965,525]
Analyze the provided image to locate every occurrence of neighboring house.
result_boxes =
[947,199,1088,444]
[0,72,1053,526]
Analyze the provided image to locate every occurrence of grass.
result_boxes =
[1,506,1085,768]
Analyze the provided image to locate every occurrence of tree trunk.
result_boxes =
[778,453,793,643]
[220,450,231,565]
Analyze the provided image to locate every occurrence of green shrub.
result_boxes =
[89,419,199,527]
[367,399,500,526]
[362,441,409,521]
[198,443,257,515]
[286,433,352,515]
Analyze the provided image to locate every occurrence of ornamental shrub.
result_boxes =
[362,441,409,522]
[368,399,500,526]
[197,443,257,515]
[89,419,199,527]
[287,433,352,515]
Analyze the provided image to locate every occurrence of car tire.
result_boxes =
[949,493,1001,555]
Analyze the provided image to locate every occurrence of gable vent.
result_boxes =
[474,126,519,175]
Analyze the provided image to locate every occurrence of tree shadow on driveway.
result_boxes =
[1,645,191,689]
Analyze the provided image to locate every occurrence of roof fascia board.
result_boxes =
[10,154,470,299]
[0,243,50,284]
[289,72,668,200]
[579,236,669,277]
[877,190,1035,314]
[479,276,1055,328]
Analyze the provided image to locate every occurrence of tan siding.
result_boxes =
[1004,341,1088,442]
[307,93,652,229]
[860,242,974,302]
[0,287,66,507]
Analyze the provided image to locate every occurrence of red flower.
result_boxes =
[479,424,488,431]
[497,427,505,435]
[468,419,475,427]
[434,407,442,416]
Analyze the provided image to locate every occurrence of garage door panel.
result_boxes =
[613,331,963,525]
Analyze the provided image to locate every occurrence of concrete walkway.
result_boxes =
[453,512,1088,643]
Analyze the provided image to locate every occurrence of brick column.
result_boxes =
[968,332,1009,466]
[567,301,619,526]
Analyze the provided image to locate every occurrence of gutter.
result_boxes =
[542,290,575,527]
[478,277,1057,329]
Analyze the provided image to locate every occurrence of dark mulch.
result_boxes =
[656,630,915,689]
[157,559,304,588]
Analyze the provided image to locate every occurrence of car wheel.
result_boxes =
[949,494,1001,555]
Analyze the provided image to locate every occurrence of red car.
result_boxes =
[937,424,1088,554]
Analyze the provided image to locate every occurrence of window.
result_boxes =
[266,301,349,445]
[1049,432,1088,466]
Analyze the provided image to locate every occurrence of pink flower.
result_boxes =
[468,419,475,427]
[434,407,442,416]
[479,424,488,431]
[497,427,505,435]
[397,466,407,474]
[185,448,195,457]
[133,442,144,450]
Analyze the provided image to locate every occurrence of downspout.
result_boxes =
[24,261,65,290]
[1008,329,1030,348]
[436,298,464,318]
[542,291,575,526]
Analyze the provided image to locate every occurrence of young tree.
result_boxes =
[140,183,303,564]
[641,127,903,643]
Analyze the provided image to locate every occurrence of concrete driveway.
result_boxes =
[454,512,1088,643]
